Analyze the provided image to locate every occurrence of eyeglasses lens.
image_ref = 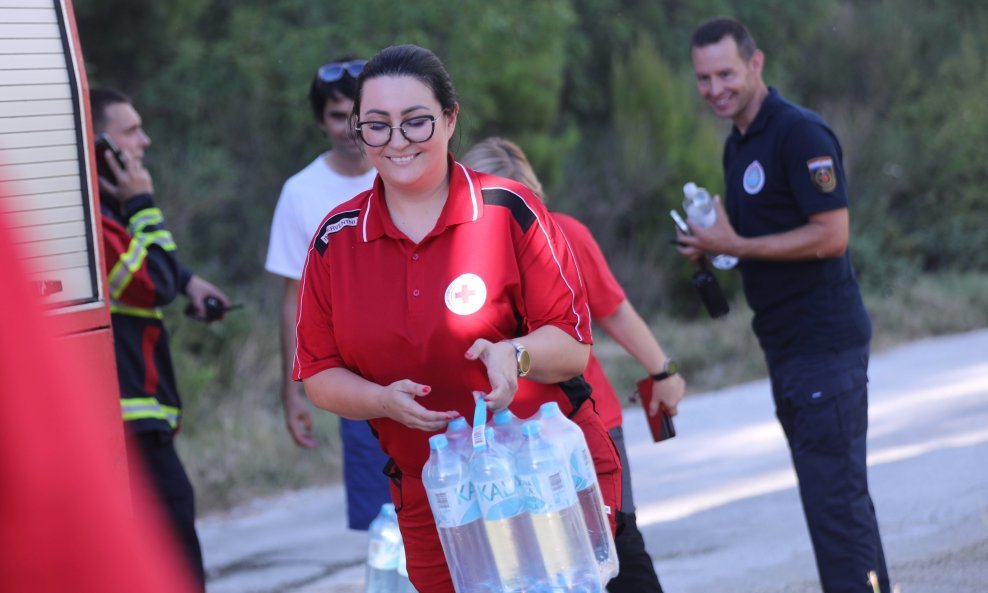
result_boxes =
[358,116,436,147]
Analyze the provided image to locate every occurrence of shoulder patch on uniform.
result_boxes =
[807,157,837,193]
[314,209,360,255]
[482,188,535,233]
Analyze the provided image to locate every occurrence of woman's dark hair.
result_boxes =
[308,54,361,123]
[690,17,758,61]
[351,44,457,119]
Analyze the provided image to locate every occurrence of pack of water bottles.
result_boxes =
[422,399,618,593]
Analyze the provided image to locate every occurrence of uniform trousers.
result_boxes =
[766,345,890,593]
[126,430,205,593]
[393,402,623,592]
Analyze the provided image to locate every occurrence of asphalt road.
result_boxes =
[199,328,988,593]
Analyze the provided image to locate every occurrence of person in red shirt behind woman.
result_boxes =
[462,137,686,593]
[292,44,622,592]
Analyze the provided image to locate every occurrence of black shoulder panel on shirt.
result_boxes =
[313,209,360,256]
[482,188,536,233]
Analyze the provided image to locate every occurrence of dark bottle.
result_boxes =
[692,268,730,318]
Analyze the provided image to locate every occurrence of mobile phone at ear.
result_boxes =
[670,209,690,234]
[94,132,125,183]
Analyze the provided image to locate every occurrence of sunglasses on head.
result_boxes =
[317,60,366,83]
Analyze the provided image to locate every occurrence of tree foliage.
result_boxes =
[72,0,988,500]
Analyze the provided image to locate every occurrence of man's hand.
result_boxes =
[98,148,153,201]
[283,382,317,448]
[185,275,230,322]
[676,195,741,264]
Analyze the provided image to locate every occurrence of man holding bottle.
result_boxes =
[675,17,890,593]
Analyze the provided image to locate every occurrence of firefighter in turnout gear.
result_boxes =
[92,87,230,592]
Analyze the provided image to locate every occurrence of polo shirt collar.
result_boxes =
[730,86,783,142]
[359,153,483,242]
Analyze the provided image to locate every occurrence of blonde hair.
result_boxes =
[461,137,545,201]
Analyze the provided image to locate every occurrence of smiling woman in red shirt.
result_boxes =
[292,44,622,592]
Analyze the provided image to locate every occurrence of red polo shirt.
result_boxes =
[294,159,592,476]
[552,213,626,430]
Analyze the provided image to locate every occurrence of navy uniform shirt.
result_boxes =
[723,87,870,356]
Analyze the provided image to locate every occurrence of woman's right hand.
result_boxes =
[378,379,459,432]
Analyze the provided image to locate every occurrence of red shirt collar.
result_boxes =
[359,153,483,243]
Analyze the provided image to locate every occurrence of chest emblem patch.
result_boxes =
[807,157,837,193]
[743,160,765,195]
[445,273,487,316]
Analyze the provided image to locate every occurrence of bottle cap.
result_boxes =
[521,421,541,437]
[539,401,561,417]
[683,182,698,196]
[429,434,448,450]
[447,416,468,431]
[493,409,515,425]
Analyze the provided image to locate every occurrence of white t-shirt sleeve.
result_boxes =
[265,181,309,280]
[265,156,376,280]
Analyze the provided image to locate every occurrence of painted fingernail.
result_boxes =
[422,386,431,394]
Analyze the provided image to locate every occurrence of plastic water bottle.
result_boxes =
[469,426,549,592]
[445,416,472,460]
[538,402,619,584]
[516,420,601,592]
[423,434,502,593]
[492,408,523,453]
[396,543,417,593]
[365,503,402,593]
[682,181,738,270]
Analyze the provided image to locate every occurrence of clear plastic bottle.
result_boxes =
[445,416,472,460]
[423,434,502,593]
[682,181,738,270]
[492,408,523,454]
[469,427,549,593]
[538,402,619,584]
[516,420,601,592]
[365,503,402,593]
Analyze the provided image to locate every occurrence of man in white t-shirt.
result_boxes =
[265,58,388,530]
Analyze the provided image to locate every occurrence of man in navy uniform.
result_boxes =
[677,17,890,593]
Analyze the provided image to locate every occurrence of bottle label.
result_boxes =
[427,481,481,527]
[519,468,577,513]
[568,448,594,492]
[367,537,400,570]
[474,476,524,520]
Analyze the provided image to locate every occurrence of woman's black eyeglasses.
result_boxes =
[355,115,438,147]
[317,60,366,83]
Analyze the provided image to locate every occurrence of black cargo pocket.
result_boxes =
[785,364,868,454]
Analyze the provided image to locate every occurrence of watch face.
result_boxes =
[518,348,531,377]
[666,359,678,376]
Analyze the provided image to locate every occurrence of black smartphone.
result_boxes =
[94,132,125,183]
[669,209,690,234]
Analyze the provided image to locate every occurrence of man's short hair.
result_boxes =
[690,17,758,61]
[89,88,132,134]
[308,55,362,122]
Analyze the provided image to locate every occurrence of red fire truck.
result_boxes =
[0,0,126,477]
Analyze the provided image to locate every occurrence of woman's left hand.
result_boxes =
[465,339,518,411]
